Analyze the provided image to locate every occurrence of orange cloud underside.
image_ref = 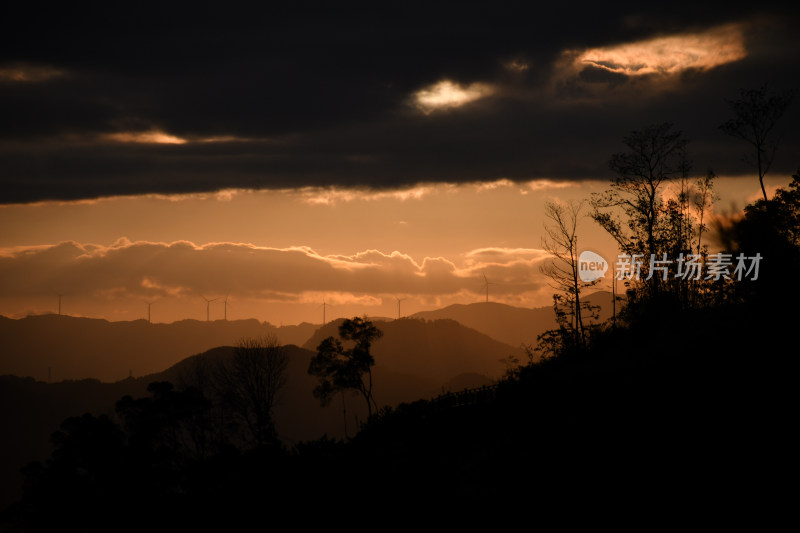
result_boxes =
[4,177,770,324]
[105,130,188,144]
[578,23,746,76]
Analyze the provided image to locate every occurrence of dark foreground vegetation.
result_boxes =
[4,178,797,528]
[2,297,792,529]
[3,105,798,527]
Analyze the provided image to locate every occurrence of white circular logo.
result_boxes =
[578,250,608,282]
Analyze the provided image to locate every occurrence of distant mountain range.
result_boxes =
[411,290,620,347]
[0,292,619,383]
[0,345,332,508]
[0,315,318,382]
[0,290,623,509]
[0,321,510,509]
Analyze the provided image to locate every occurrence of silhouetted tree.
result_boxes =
[13,413,134,530]
[308,317,383,418]
[175,353,225,455]
[591,123,691,298]
[693,170,716,256]
[540,199,595,347]
[11,379,301,530]
[116,381,214,464]
[719,84,795,202]
[714,169,800,303]
[767,170,800,246]
[215,336,288,448]
[534,295,587,359]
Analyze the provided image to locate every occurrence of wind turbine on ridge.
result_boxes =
[223,295,231,321]
[201,295,220,322]
[395,296,407,320]
[318,298,331,325]
[480,273,496,303]
[145,300,157,323]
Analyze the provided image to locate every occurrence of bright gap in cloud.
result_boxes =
[105,130,188,144]
[101,132,267,146]
[577,23,746,76]
[413,80,494,113]
[3,179,579,208]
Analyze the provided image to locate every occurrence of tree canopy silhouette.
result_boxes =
[591,122,722,306]
[719,84,795,202]
[591,122,689,283]
[214,335,288,448]
[539,199,597,349]
[308,317,383,418]
[713,169,800,304]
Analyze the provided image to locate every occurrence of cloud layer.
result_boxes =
[1,4,798,203]
[0,240,550,306]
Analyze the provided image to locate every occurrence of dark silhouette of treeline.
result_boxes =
[0,318,523,516]
[332,171,799,514]
[3,93,798,523]
[4,172,797,526]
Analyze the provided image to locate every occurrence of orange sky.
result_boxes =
[2,12,797,325]
[0,176,781,325]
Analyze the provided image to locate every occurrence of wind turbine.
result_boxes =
[480,273,496,303]
[55,292,62,315]
[223,295,230,321]
[201,295,220,322]
[318,298,329,325]
[145,300,158,323]
[395,297,407,320]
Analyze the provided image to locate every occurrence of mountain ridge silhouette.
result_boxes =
[0,314,522,509]
[0,294,620,382]
[410,290,619,347]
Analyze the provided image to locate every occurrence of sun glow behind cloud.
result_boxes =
[299,180,576,206]
[105,130,188,144]
[577,23,746,77]
[413,80,494,113]
[298,184,448,206]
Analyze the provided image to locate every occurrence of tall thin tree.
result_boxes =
[540,199,589,346]
[720,84,795,202]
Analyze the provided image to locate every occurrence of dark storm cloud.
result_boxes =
[1,2,799,203]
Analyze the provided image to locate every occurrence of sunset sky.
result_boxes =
[2,3,799,324]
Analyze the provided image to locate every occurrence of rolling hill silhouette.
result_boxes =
[0,344,347,507]
[0,292,618,383]
[0,317,518,510]
[0,345,328,508]
[3,296,787,522]
[0,315,318,382]
[303,317,524,385]
[0,298,609,508]
[410,290,620,347]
